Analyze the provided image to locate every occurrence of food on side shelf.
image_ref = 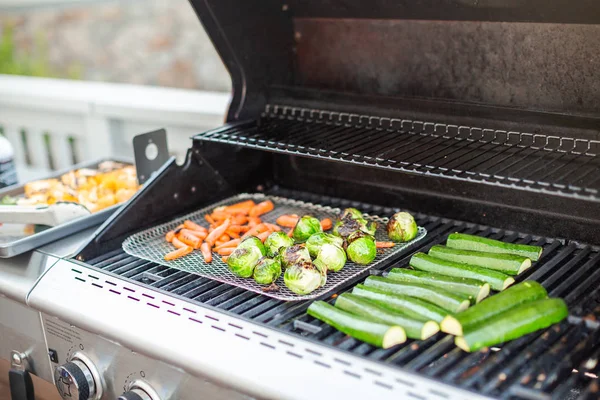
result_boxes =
[440,281,548,336]
[292,215,323,242]
[410,253,515,291]
[333,207,377,238]
[364,276,470,313]
[306,232,344,257]
[455,298,568,352]
[280,244,311,269]
[446,233,543,261]
[308,301,406,348]
[227,244,263,278]
[253,257,282,285]
[264,231,294,257]
[284,262,324,295]
[335,294,439,340]
[429,245,531,275]
[0,195,17,205]
[346,234,377,265]
[387,268,490,304]
[386,211,418,242]
[314,243,347,273]
[352,285,449,323]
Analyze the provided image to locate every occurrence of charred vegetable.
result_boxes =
[238,236,266,256]
[346,235,377,265]
[333,208,377,239]
[387,212,418,242]
[314,243,347,273]
[292,216,323,242]
[280,245,311,269]
[284,262,324,295]
[227,245,263,278]
[264,231,294,258]
[306,232,344,258]
[253,257,282,285]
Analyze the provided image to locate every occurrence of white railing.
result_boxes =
[0,75,230,181]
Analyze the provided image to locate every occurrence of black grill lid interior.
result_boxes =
[189,0,600,125]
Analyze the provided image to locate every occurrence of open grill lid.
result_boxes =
[189,0,600,129]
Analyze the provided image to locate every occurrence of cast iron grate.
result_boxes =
[85,189,600,399]
[195,105,600,201]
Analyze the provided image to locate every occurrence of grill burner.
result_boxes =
[83,189,600,400]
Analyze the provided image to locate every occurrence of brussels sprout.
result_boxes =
[284,262,323,295]
[280,245,311,269]
[238,236,266,256]
[306,232,344,257]
[386,212,418,242]
[227,246,263,278]
[314,243,347,273]
[264,231,295,258]
[333,208,377,238]
[253,257,282,285]
[292,216,322,243]
[346,236,377,265]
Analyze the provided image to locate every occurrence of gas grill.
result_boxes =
[6,1,600,399]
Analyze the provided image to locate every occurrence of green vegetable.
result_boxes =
[264,231,294,258]
[455,298,568,352]
[352,284,449,322]
[410,253,514,291]
[314,243,346,273]
[227,246,263,278]
[386,212,418,242]
[280,245,311,269]
[253,257,282,285]
[335,293,439,340]
[441,281,547,336]
[333,208,377,238]
[306,232,344,258]
[346,236,377,265]
[0,195,18,205]
[446,233,542,261]
[238,236,266,256]
[364,276,470,313]
[387,268,490,303]
[307,301,406,348]
[429,245,531,275]
[293,216,322,243]
[284,262,323,295]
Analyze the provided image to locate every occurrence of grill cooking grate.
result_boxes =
[87,189,600,399]
[196,105,600,200]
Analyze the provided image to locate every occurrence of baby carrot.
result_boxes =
[257,231,271,242]
[205,218,231,246]
[264,223,282,232]
[181,229,207,240]
[217,247,235,256]
[172,237,188,249]
[215,239,241,250]
[165,231,175,242]
[164,246,193,261]
[249,200,274,217]
[184,220,206,232]
[201,242,213,263]
[276,214,299,228]
[320,218,333,230]
[219,234,230,242]
[178,231,202,249]
[205,214,216,225]
[376,241,395,248]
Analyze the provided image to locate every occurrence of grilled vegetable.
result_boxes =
[441,280,547,336]
[429,245,531,275]
[0,195,17,205]
[249,200,274,217]
[292,216,323,242]
[352,284,449,322]
[364,276,470,313]
[308,301,406,348]
[238,236,266,256]
[446,233,542,261]
[227,246,263,278]
[387,268,490,303]
[455,298,568,352]
[253,257,282,285]
[314,243,347,273]
[346,235,377,265]
[386,212,418,242]
[320,218,333,230]
[333,208,377,238]
[264,231,294,257]
[280,244,311,269]
[335,294,439,340]
[164,246,193,261]
[410,253,515,291]
[306,232,344,257]
[284,262,323,295]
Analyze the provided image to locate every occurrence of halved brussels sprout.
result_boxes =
[284,262,323,295]
[280,245,311,269]
[306,232,344,257]
[238,236,266,256]
[264,231,294,258]
[333,208,377,239]
[314,243,347,273]
[227,246,263,278]
[253,257,282,285]
[292,216,322,243]
[386,212,418,242]
[346,235,377,265]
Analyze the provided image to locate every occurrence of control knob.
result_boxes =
[55,355,100,400]
[118,388,152,400]
[119,380,160,400]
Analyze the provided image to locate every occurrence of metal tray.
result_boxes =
[0,157,134,258]
[122,193,427,301]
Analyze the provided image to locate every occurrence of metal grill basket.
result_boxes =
[122,193,426,301]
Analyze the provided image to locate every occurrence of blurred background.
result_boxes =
[0,0,231,182]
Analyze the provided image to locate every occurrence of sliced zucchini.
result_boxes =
[446,233,542,261]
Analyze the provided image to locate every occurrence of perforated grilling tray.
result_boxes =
[122,193,426,301]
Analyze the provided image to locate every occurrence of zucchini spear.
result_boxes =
[364,276,470,313]
[410,253,515,291]
[429,245,532,275]
[307,301,406,348]
[455,298,568,352]
[446,233,542,261]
